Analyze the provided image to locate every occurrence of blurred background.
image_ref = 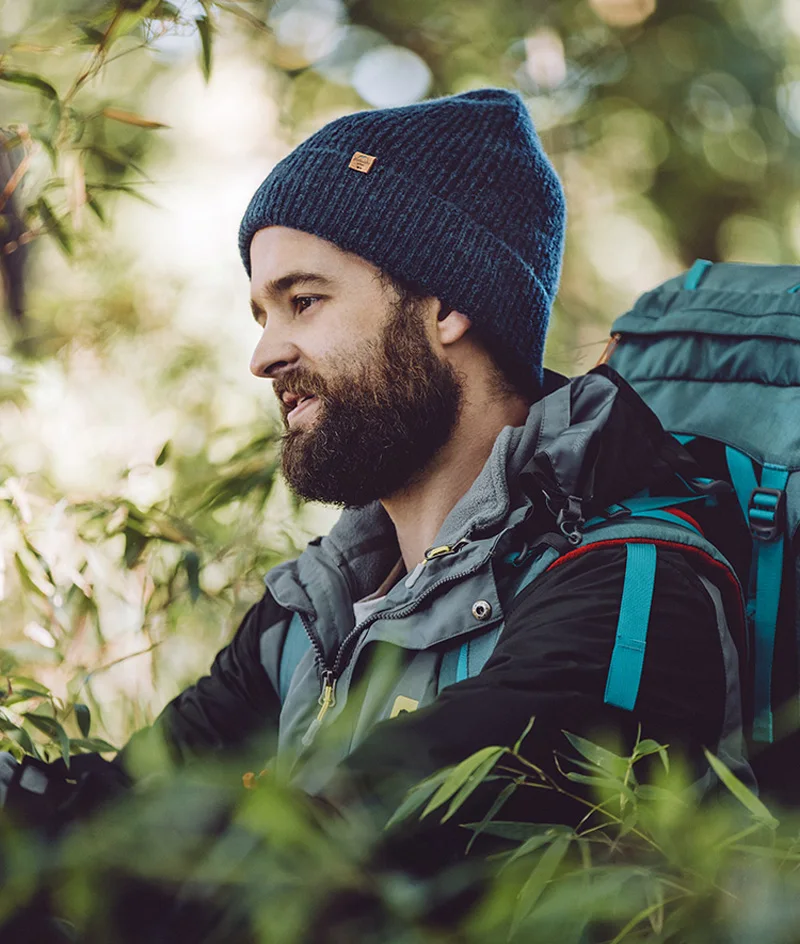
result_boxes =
[1,0,799,754]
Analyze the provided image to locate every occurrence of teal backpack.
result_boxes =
[603,260,800,768]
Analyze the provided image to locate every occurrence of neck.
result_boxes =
[382,386,531,570]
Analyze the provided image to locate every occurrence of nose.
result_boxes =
[249,323,300,379]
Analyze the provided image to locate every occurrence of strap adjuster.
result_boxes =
[747,487,786,541]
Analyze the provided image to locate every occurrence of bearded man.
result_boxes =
[1,89,749,841]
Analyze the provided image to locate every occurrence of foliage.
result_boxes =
[2,730,800,943]
[0,4,799,942]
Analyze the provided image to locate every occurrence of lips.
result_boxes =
[289,394,315,413]
[285,393,319,425]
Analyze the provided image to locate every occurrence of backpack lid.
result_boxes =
[607,261,800,470]
[611,261,800,343]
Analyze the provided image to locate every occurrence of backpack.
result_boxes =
[601,260,800,798]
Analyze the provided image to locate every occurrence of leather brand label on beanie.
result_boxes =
[349,151,376,173]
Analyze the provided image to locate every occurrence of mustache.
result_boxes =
[273,370,329,405]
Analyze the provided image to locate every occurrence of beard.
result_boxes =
[277,296,464,508]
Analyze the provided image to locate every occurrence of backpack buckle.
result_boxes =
[747,487,786,542]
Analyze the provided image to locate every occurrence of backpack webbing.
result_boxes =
[725,447,789,742]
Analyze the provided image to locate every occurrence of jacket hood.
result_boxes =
[266,366,695,607]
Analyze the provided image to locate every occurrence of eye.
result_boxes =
[293,295,321,313]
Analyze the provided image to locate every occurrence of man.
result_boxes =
[1,89,748,835]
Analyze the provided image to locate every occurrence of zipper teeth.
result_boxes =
[330,564,480,678]
[297,611,327,668]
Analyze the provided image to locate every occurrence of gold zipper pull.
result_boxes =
[301,671,337,748]
[424,537,469,561]
[316,670,337,722]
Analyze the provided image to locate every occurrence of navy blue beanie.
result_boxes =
[238,88,566,388]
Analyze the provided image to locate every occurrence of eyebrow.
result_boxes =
[250,271,337,321]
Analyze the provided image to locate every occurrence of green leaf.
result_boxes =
[0,70,58,100]
[124,526,148,568]
[102,107,168,130]
[196,15,213,82]
[151,1,181,20]
[37,197,73,255]
[155,441,171,466]
[421,746,505,819]
[385,768,451,829]
[466,780,519,853]
[14,553,49,598]
[86,193,106,223]
[704,749,779,828]
[562,731,629,778]
[9,677,51,696]
[69,737,117,753]
[74,703,91,738]
[24,713,70,767]
[3,689,50,706]
[442,751,505,822]
[183,551,201,603]
[1,719,39,758]
[633,737,670,772]
[511,834,571,934]
[76,24,106,45]
[513,717,535,754]
[506,832,553,866]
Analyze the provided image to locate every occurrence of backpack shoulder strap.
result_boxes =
[438,506,742,714]
[603,542,657,711]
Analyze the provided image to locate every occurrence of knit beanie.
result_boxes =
[238,88,566,388]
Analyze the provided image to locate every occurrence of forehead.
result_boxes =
[249,226,381,292]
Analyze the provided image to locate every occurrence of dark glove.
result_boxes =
[4,752,132,838]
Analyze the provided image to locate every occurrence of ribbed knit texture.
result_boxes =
[238,88,566,387]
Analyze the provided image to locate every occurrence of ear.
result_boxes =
[436,306,471,347]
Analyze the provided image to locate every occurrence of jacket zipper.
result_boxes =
[299,538,475,746]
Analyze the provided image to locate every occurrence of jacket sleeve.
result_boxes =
[116,592,283,770]
[333,544,728,824]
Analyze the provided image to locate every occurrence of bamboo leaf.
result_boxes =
[196,15,213,82]
[37,197,73,254]
[506,832,552,866]
[24,713,70,767]
[9,677,51,696]
[442,751,505,822]
[102,107,169,130]
[513,717,535,754]
[704,749,779,828]
[421,746,504,819]
[183,551,201,603]
[76,24,106,45]
[0,70,58,100]
[13,553,49,599]
[74,703,91,738]
[155,441,170,466]
[69,736,117,753]
[124,526,148,568]
[511,834,571,934]
[385,769,451,830]
[466,780,519,853]
[563,731,629,778]
[633,737,670,772]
